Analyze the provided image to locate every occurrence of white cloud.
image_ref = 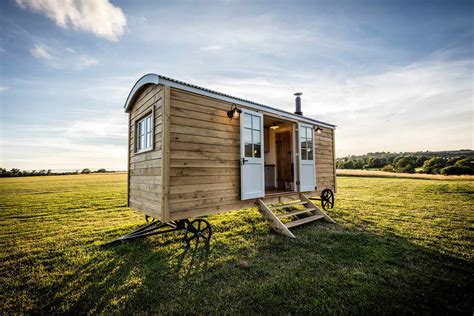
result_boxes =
[64,114,126,139]
[29,42,99,70]
[200,45,225,52]
[76,56,99,70]
[30,44,53,60]
[16,0,127,42]
[187,54,473,157]
[0,86,9,92]
[0,111,128,170]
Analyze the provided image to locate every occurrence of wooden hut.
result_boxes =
[124,74,336,238]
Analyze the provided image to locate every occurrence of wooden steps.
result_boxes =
[257,193,335,238]
[270,200,308,210]
[285,214,325,228]
[277,207,316,218]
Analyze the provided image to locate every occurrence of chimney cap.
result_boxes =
[294,92,303,97]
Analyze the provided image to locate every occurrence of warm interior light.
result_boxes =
[270,125,279,130]
[227,105,242,120]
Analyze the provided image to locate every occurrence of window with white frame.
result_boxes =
[243,113,262,158]
[136,113,153,152]
[300,126,314,160]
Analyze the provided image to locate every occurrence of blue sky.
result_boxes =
[0,0,472,170]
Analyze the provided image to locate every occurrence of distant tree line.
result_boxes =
[0,168,110,177]
[337,150,474,175]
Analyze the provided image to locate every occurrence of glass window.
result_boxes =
[301,126,314,161]
[254,144,261,158]
[244,129,252,144]
[136,113,153,152]
[243,113,262,158]
[300,126,306,140]
[307,139,313,160]
[244,113,252,129]
[245,144,253,157]
[252,130,261,144]
[252,115,260,130]
[301,141,307,161]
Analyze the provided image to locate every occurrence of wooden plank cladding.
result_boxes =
[315,128,336,194]
[128,84,164,219]
[126,79,336,222]
[168,88,242,215]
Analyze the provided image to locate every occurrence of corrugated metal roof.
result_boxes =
[124,73,336,129]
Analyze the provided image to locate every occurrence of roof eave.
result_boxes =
[124,73,336,129]
[124,73,159,113]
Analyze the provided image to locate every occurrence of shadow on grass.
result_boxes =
[37,217,473,314]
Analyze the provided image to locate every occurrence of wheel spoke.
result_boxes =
[186,219,212,245]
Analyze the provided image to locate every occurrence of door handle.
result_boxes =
[242,157,249,165]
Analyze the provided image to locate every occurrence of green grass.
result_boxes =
[1,174,473,314]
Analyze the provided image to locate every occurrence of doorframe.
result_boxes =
[292,122,297,192]
[297,122,316,192]
[240,108,265,200]
[263,116,297,196]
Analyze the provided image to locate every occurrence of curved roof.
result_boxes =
[124,73,336,129]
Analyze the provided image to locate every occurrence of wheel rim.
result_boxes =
[321,189,334,210]
[184,219,212,245]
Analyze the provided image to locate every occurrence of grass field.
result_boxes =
[337,168,474,180]
[1,174,473,314]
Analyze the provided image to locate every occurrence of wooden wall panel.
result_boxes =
[168,88,242,217]
[165,87,335,220]
[128,84,164,219]
[315,128,336,194]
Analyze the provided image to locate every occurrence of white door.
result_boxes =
[298,123,316,192]
[240,109,265,200]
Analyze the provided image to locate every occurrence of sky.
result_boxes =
[0,0,472,170]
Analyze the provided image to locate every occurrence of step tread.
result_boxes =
[285,214,325,228]
[270,200,308,210]
[277,208,317,218]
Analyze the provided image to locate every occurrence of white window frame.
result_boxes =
[135,112,154,153]
[298,123,316,192]
[300,125,314,161]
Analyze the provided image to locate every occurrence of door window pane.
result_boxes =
[301,141,307,160]
[307,139,313,160]
[307,128,313,161]
[243,112,263,158]
[300,126,306,140]
[252,115,260,130]
[244,113,252,129]
[254,144,261,158]
[244,128,252,144]
[300,126,315,161]
[245,143,253,157]
[252,130,261,144]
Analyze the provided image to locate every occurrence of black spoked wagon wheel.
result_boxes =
[183,219,212,246]
[321,189,334,211]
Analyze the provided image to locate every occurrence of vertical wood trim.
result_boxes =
[151,106,155,151]
[294,123,301,193]
[332,129,337,193]
[127,112,131,207]
[160,85,171,222]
